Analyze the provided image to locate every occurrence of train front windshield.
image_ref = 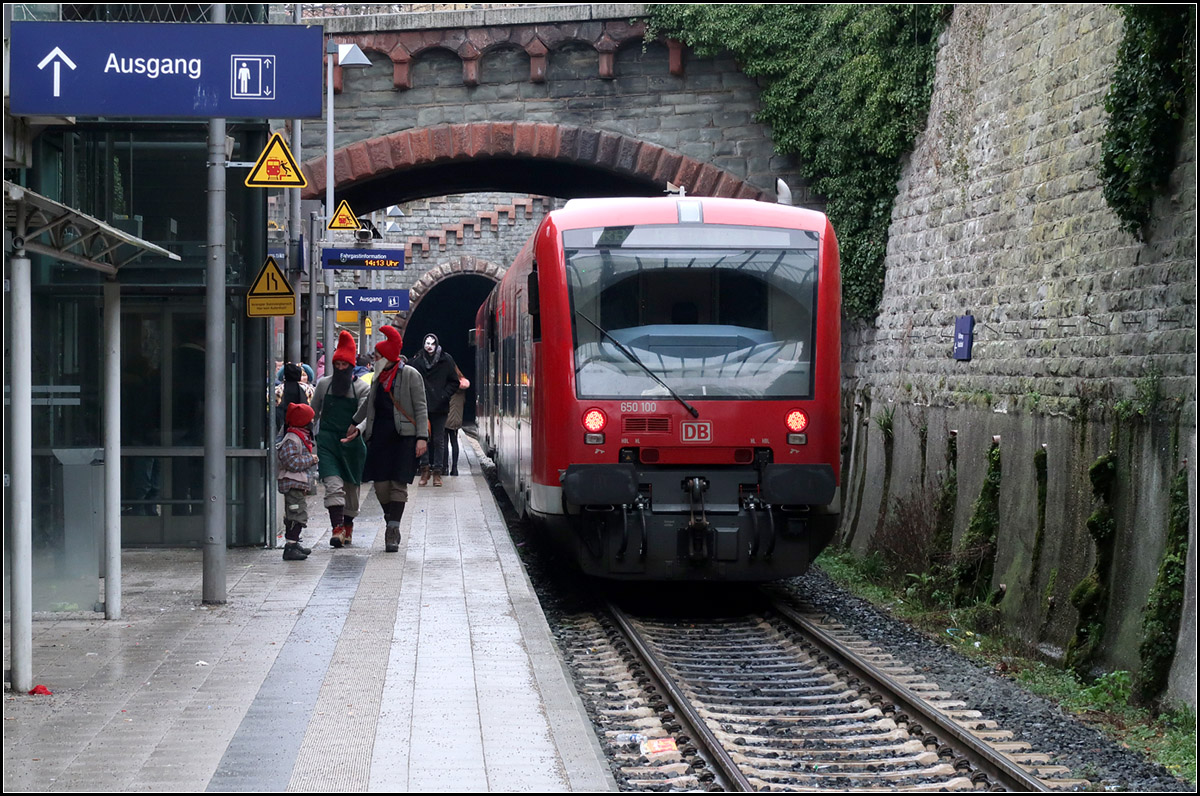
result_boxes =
[565,224,820,400]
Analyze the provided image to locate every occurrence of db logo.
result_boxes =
[681,421,712,443]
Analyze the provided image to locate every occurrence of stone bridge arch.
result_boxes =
[300,122,768,211]
[397,254,505,340]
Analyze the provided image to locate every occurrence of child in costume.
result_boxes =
[278,402,319,561]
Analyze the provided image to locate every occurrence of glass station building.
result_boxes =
[5,4,282,611]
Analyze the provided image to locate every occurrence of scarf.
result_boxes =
[287,426,313,451]
[379,362,399,395]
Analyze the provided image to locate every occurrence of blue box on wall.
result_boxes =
[954,315,975,361]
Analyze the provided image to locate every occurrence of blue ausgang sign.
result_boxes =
[9,22,323,118]
[339,290,410,312]
[323,248,406,270]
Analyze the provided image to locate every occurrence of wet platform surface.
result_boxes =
[3,441,615,792]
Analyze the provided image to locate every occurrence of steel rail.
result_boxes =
[606,602,754,792]
[771,600,1049,792]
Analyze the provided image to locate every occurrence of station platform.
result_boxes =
[2,440,616,792]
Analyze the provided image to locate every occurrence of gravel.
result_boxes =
[778,567,1192,792]
[481,448,1190,793]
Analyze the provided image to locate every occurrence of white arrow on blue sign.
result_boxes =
[338,290,410,312]
[10,22,323,119]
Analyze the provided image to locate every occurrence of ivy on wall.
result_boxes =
[1099,5,1196,239]
[645,4,950,319]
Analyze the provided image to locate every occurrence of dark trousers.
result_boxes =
[419,413,449,474]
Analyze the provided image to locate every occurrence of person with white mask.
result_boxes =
[408,332,461,488]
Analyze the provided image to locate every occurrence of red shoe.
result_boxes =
[329,526,346,548]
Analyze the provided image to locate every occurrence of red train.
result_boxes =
[474,196,841,580]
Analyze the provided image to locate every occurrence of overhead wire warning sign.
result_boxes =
[245,133,307,188]
[247,256,296,317]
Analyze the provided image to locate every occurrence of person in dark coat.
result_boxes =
[408,332,460,488]
[343,326,428,553]
[444,366,470,476]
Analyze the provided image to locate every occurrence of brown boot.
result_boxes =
[342,517,354,546]
[418,466,431,487]
[432,472,443,487]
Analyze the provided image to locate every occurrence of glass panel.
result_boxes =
[567,225,819,400]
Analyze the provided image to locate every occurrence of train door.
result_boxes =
[516,301,532,514]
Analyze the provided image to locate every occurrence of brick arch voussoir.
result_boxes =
[392,255,506,340]
[301,123,766,202]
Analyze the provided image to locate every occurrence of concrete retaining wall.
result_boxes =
[842,4,1195,708]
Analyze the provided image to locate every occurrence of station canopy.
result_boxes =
[5,179,180,275]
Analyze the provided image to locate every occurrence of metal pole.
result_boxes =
[103,278,122,619]
[287,2,302,367]
[9,248,33,694]
[203,2,228,604]
[324,39,337,379]
[267,328,277,549]
[309,211,319,372]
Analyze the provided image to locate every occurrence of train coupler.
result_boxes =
[683,477,712,561]
[686,519,712,561]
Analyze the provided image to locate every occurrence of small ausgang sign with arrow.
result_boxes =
[246,256,295,317]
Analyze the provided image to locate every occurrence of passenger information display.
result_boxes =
[322,248,406,270]
[9,22,323,118]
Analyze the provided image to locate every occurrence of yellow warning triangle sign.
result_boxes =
[247,256,296,317]
[245,133,307,188]
[327,199,361,231]
[248,256,294,297]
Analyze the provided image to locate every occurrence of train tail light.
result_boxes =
[583,408,607,444]
[786,409,809,445]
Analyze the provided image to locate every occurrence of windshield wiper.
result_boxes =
[575,311,700,418]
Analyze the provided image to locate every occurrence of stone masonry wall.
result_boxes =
[306,5,812,206]
[841,5,1195,707]
[332,191,561,294]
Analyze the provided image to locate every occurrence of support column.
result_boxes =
[9,249,33,693]
[203,2,228,604]
[287,2,303,367]
[103,278,122,619]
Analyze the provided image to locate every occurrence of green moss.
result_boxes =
[645,4,950,318]
[1067,453,1120,675]
[952,442,1001,605]
[1136,467,1191,702]
[930,434,958,560]
[1099,6,1196,239]
[1031,446,1049,579]
[1042,568,1059,617]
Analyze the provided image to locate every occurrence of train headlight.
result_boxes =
[785,409,809,433]
[582,408,607,433]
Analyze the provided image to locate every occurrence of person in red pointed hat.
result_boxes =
[277,402,318,560]
[312,330,370,548]
[343,325,429,553]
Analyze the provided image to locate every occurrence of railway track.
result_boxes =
[579,595,1093,792]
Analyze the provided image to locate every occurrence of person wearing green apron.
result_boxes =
[312,330,369,548]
